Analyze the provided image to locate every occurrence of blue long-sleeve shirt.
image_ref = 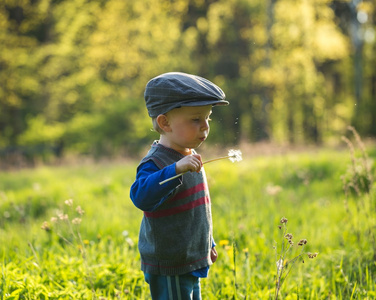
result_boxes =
[130,160,214,277]
[130,162,181,211]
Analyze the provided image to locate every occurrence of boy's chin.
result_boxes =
[193,141,204,149]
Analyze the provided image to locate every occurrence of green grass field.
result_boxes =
[1,145,375,299]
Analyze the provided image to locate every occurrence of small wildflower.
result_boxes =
[76,206,85,215]
[285,233,293,240]
[126,237,134,247]
[41,221,51,231]
[219,239,230,247]
[65,199,73,206]
[280,217,288,224]
[58,213,68,221]
[266,184,282,196]
[298,239,308,246]
[50,217,58,223]
[72,218,82,225]
[83,239,90,245]
[307,252,318,259]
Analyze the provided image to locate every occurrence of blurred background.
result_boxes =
[1,0,375,166]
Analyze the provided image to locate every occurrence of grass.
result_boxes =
[0,145,375,299]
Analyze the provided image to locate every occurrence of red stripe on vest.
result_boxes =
[167,182,206,203]
[144,196,210,218]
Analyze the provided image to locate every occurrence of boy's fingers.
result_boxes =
[192,154,203,165]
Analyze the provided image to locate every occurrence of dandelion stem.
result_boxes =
[158,156,230,185]
[203,155,231,164]
[159,150,241,185]
[158,171,187,185]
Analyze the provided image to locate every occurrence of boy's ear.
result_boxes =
[156,114,171,132]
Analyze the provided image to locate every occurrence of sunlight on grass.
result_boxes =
[0,147,375,298]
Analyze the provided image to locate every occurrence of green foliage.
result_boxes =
[1,147,375,298]
[1,0,376,159]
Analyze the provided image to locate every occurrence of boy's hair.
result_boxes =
[152,117,164,134]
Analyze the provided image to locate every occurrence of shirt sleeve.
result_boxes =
[130,160,182,212]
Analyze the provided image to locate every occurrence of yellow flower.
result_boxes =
[219,240,230,247]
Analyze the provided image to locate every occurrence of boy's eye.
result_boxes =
[191,116,211,122]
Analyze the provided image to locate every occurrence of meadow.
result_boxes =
[0,141,375,299]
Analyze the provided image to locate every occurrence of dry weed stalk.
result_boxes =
[41,199,97,300]
[341,126,374,198]
[341,126,376,260]
[274,217,317,300]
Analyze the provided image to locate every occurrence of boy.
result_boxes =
[130,72,229,299]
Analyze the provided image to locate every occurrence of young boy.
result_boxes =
[130,72,229,299]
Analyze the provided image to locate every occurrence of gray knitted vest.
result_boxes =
[137,142,213,275]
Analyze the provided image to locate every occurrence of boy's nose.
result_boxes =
[201,120,209,131]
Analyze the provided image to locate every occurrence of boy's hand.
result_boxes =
[175,154,203,174]
[211,247,218,263]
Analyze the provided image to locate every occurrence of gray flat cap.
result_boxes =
[144,72,229,117]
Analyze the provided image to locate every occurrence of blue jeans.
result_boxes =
[144,273,201,300]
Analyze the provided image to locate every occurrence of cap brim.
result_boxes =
[178,99,229,108]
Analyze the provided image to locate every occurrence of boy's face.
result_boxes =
[161,105,212,153]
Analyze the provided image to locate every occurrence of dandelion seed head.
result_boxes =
[228,149,242,163]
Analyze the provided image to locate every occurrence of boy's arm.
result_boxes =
[130,160,182,212]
